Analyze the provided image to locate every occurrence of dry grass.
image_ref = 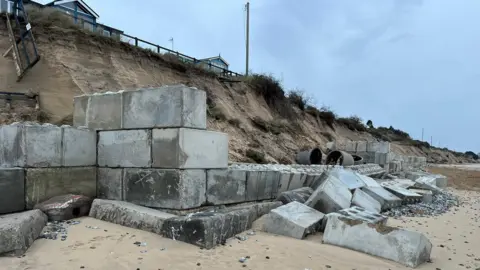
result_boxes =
[428,167,480,191]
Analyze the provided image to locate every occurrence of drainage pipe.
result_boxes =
[325,150,355,166]
[352,154,364,165]
[295,148,323,165]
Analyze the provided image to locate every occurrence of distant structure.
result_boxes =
[198,54,229,74]
[0,0,124,39]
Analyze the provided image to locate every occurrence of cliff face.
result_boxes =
[0,10,472,164]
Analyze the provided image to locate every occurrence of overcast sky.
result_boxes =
[39,0,480,152]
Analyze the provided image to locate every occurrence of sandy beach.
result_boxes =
[1,166,479,270]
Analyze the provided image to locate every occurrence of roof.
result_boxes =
[46,0,99,19]
[200,55,229,66]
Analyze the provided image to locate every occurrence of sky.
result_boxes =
[39,0,480,152]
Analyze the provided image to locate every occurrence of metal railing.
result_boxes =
[119,33,243,78]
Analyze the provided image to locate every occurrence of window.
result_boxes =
[103,29,111,37]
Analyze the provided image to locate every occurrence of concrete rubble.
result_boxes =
[323,213,432,268]
[0,210,47,256]
[305,173,352,214]
[351,188,382,213]
[258,201,324,239]
[276,187,313,204]
[34,194,93,221]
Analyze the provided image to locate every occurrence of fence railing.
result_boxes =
[119,33,243,78]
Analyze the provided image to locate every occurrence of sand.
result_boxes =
[1,166,480,269]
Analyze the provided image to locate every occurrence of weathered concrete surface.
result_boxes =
[361,186,402,211]
[206,169,246,205]
[305,174,352,214]
[25,167,97,209]
[73,94,88,127]
[414,177,443,194]
[0,210,47,256]
[84,92,123,130]
[323,213,432,268]
[414,174,447,189]
[97,129,152,168]
[304,172,323,189]
[287,172,306,190]
[351,188,381,213]
[356,141,367,152]
[62,127,96,166]
[405,171,428,181]
[276,187,313,204]
[34,194,92,221]
[409,189,433,203]
[0,124,26,167]
[151,128,228,169]
[124,168,206,209]
[25,125,62,167]
[382,185,422,204]
[97,168,124,200]
[162,202,278,249]
[122,85,207,129]
[338,206,387,225]
[245,170,280,201]
[327,168,366,190]
[356,173,382,188]
[366,141,391,153]
[89,199,177,234]
[277,172,292,194]
[0,168,25,214]
[261,201,324,239]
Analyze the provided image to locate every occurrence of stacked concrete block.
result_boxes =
[366,141,391,154]
[306,173,352,214]
[0,123,97,214]
[345,141,357,152]
[85,85,230,210]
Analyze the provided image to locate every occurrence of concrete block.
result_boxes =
[414,177,443,194]
[288,172,306,190]
[276,187,313,204]
[405,171,428,181]
[351,188,381,213]
[277,172,292,194]
[305,174,352,214]
[162,203,266,249]
[338,206,387,225]
[420,174,447,188]
[245,170,280,201]
[25,167,97,209]
[123,168,206,209]
[381,179,416,189]
[327,168,366,190]
[97,168,123,200]
[0,168,25,214]
[152,128,228,169]
[361,186,402,210]
[0,124,26,167]
[409,189,433,203]
[122,85,207,129]
[345,141,357,152]
[73,94,88,127]
[304,172,323,189]
[0,210,47,256]
[97,129,152,168]
[374,152,388,165]
[367,141,390,153]
[356,173,382,188]
[89,199,177,235]
[261,201,324,239]
[356,141,367,152]
[62,127,96,166]
[25,125,62,167]
[323,213,432,268]
[206,169,246,205]
[85,92,123,130]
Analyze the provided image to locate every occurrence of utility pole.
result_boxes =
[430,136,433,146]
[169,37,174,51]
[421,128,424,141]
[245,1,250,76]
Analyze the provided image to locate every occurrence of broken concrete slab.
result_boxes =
[0,210,47,256]
[351,188,381,213]
[62,127,96,166]
[276,187,313,204]
[361,186,402,211]
[414,177,444,195]
[0,168,25,214]
[327,168,366,190]
[89,199,177,234]
[323,213,432,268]
[356,173,382,188]
[34,194,92,221]
[25,167,97,209]
[97,168,124,200]
[305,174,352,214]
[0,124,26,167]
[122,85,207,129]
[381,185,423,204]
[415,174,447,189]
[338,206,387,225]
[260,201,324,239]
[245,170,280,201]
[123,168,206,209]
[409,189,433,203]
[151,128,228,169]
[405,171,428,181]
[206,169,246,205]
[25,125,62,167]
[97,129,152,168]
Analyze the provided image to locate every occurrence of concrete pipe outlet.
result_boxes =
[325,150,355,166]
[295,148,323,165]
